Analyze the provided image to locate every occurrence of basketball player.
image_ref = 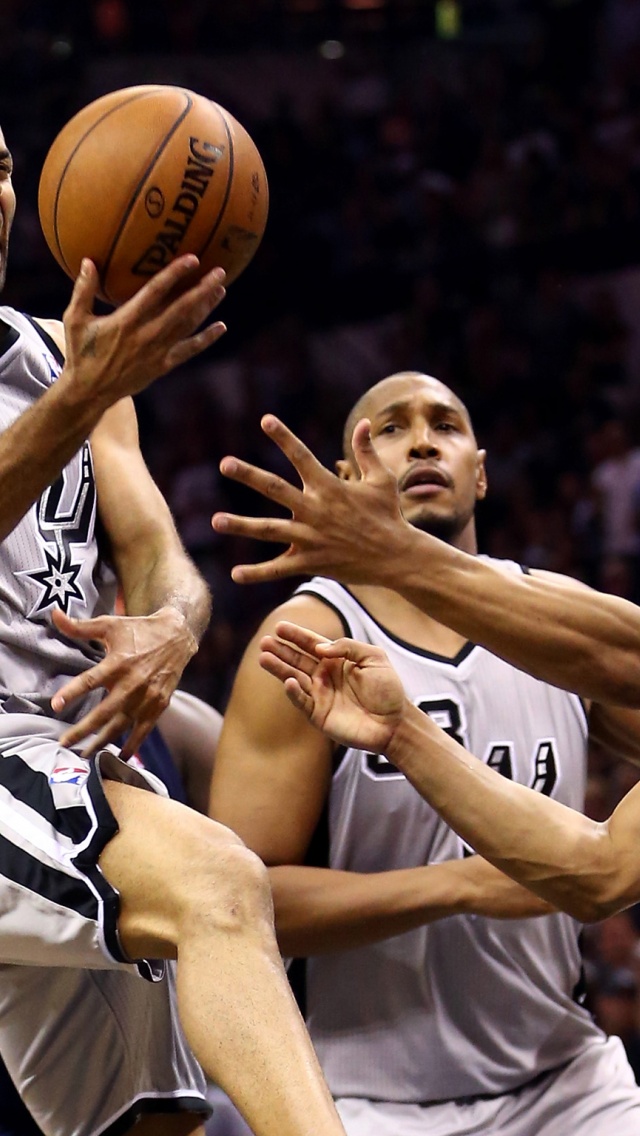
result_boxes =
[0,129,347,1136]
[210,373,640,1135]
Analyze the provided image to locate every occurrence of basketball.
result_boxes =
[38,84,269,306]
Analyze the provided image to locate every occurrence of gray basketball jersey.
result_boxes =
[0,307,116,721]
[295,566,604,1103]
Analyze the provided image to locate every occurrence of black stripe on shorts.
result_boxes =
[0,752,92,843]
[0,828,98,920]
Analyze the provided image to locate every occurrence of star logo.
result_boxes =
[19,547,85,615]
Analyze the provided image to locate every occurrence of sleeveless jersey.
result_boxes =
[0,307,116,722]
[295,565,605,1103]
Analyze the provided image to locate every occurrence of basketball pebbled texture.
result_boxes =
[38,84,269,306]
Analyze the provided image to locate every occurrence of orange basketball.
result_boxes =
[38,85,269,306]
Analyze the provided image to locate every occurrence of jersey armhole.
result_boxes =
[294,588,354,639]
[24,315,65,368]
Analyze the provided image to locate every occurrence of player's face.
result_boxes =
[0,130,15,293]
[345,375,487,545]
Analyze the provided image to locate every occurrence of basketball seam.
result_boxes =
[100,90,194,304]
[51,87,167,279]
[195,106,235,264]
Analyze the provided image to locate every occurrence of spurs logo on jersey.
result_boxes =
[0,307,116,719]
[18,443,96,615]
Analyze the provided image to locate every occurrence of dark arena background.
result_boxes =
[3,0,640,1091]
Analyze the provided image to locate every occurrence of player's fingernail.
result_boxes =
[51,695,64,711]
[80,259,90,275]
[212,267,226,283]
[220,457,237,474]
[212,513,229,530]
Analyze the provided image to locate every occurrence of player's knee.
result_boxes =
[175,819,273,938]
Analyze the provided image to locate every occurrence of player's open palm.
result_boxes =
[259,620,405,753]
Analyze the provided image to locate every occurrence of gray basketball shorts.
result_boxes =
[335,1035,640,1136]
[0,715,210,1136]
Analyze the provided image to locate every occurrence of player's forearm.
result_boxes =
[386,701,616,922]
[379,531,640,705]
[118,542,212,646]
[269,858,552,956]
[0,369,109,542]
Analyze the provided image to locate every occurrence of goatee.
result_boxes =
[410,514,463,543]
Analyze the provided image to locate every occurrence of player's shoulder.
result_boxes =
[256,589,347,642]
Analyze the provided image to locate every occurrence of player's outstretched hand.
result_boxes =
[259,620,405,753]
[60,255,227,409]
[212,415,413,585]
[50,605,198,757]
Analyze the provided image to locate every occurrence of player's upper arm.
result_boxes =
[89,397,183,574]
[209,593,345,866]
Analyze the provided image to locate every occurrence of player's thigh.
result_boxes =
[99,776,253,959]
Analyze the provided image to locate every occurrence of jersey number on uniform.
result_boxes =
[365,696,558,804]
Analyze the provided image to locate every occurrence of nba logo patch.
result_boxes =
[49,765,88,786]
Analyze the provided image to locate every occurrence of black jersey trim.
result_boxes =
[298,582,477,665]
[0,324,19,360]
[24,315,65,368]
[346,586,476,665]
[294,588,354,639]
[102,1094,211,1136]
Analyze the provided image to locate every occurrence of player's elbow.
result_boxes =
[581,649,640,707]
[554,826,632,923]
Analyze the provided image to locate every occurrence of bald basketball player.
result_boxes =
[210,373,640,1135]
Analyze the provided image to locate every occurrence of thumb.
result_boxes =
[351,419,392,486]
[52,606,110,642]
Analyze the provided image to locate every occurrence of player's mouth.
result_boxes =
[400,464,452,497]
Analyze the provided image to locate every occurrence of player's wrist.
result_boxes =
[47,365,111,427]
[152,603,201,659]
[385,699,425,768]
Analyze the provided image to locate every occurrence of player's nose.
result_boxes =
[408,422,440,457]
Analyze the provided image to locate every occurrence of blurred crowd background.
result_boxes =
[3,0,640,1079]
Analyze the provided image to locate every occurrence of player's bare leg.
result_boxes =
[100,781,345,1136]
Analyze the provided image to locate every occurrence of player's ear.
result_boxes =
[335,458,357,481]
[476,449,488,501]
